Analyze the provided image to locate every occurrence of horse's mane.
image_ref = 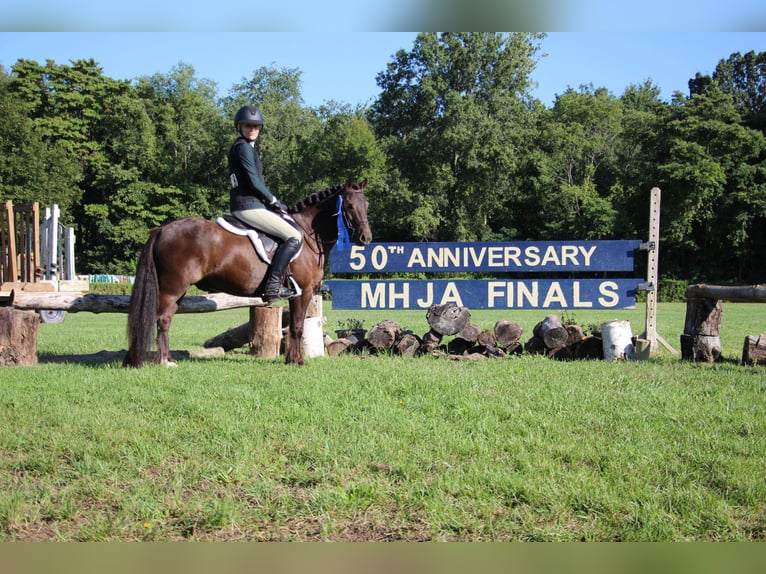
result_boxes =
[287,182,346,214]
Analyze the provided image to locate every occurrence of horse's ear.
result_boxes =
[359,178,368,189]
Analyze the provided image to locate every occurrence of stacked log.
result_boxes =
[524,315,603,360]
[440,315,523,360]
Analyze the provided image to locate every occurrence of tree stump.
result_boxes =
[249,306,283,358]
[742,334,766,366]
[681,298,722,362]
[0,308,39,366]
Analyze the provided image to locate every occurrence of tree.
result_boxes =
[369,32,543,241]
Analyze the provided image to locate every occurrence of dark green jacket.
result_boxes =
[228,136,277,211]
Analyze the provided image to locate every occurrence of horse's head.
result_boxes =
[340,179,372,246]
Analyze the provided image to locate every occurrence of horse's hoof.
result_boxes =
[165,361,177,368]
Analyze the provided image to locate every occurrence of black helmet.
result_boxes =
[234,105,264,128]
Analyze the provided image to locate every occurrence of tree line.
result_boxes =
[1,33,764,284]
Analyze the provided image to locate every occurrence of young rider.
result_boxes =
[228,105,302,303]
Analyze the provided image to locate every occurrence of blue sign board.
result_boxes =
[326,279,642,310]
[330,240,641,274]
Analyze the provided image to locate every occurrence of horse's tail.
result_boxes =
[123,229,160,368]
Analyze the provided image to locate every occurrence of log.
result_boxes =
[396,333,421,357]
[524,335,547,355]
[8,291,266,313]
[494,320,523,348]
[204,323,250,350]
[533,314,568,349]
[367,320,402,351]
[420,329,443,353]
[742,334,766,366]
[573,336,604,360]
[425,304,471,336]
[682,298,723,362]
[459,322,482,343]
[326,338,354,356]
[476,329,497,349]
[447,337,473,355]
[685,284,766,302]
[565,324,585,346]
[248,306,283,358]
[0,308,39,366]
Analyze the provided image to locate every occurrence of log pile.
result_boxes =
[325,304,612,361]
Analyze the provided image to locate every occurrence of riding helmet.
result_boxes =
[233,105,264,128]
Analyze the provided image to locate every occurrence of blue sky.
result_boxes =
[2,32,764,109]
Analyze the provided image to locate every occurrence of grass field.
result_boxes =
[0,302,764,541]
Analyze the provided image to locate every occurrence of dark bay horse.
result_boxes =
[123,180,371,367]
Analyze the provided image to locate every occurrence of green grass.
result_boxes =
[0,303,764,540]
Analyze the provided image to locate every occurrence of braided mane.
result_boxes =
[288,182,346,214]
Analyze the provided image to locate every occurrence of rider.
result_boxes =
[228,105,302,303]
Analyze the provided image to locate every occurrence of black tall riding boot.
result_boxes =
[261,237,301,303]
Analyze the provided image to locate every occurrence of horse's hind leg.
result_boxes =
[155,296,179,367]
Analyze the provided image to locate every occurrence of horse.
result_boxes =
[122,180,371,367]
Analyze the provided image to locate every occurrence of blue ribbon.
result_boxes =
[336,194,351,251]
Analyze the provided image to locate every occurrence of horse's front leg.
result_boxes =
[285,294,311,365]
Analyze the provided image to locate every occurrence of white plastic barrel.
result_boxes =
[302,317,326,358]
[601,320,635,361]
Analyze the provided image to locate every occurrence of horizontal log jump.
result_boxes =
[2,290,265,313]
[682,284,766,365]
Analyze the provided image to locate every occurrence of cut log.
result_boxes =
[565,324,585,346]
[248,306,283,358]
[549,345,573,361]
[742,334,766,366]
[8,291,265,313]
[326,338,354,356]
[426,304,471,336]
[494,320,523,348]
[367,320,402,351]
[524,335,547,355]
[533,314,568,349]
[477,329,497,349]
[447,337,472,355]
[573,336,604,360]
[0,308,39,366]
[421,329,443,353]
[459,322,482,343]
[685,284,766,302]
[396,333,421,357]
[204,323,250,351]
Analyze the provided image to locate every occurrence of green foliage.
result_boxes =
[1,42,765,284]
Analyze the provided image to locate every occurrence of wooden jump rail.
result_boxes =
[1,290,265,313]
[682,283,766,365]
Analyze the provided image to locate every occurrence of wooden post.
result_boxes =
[639,187,677,356]
[248,305,283,358]
[0,307,39,366]
[5,201,18,284]
[681,298,722,362]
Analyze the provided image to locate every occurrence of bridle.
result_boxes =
[294,187,367,260]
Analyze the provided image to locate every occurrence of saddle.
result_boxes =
[215,213,303,295]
